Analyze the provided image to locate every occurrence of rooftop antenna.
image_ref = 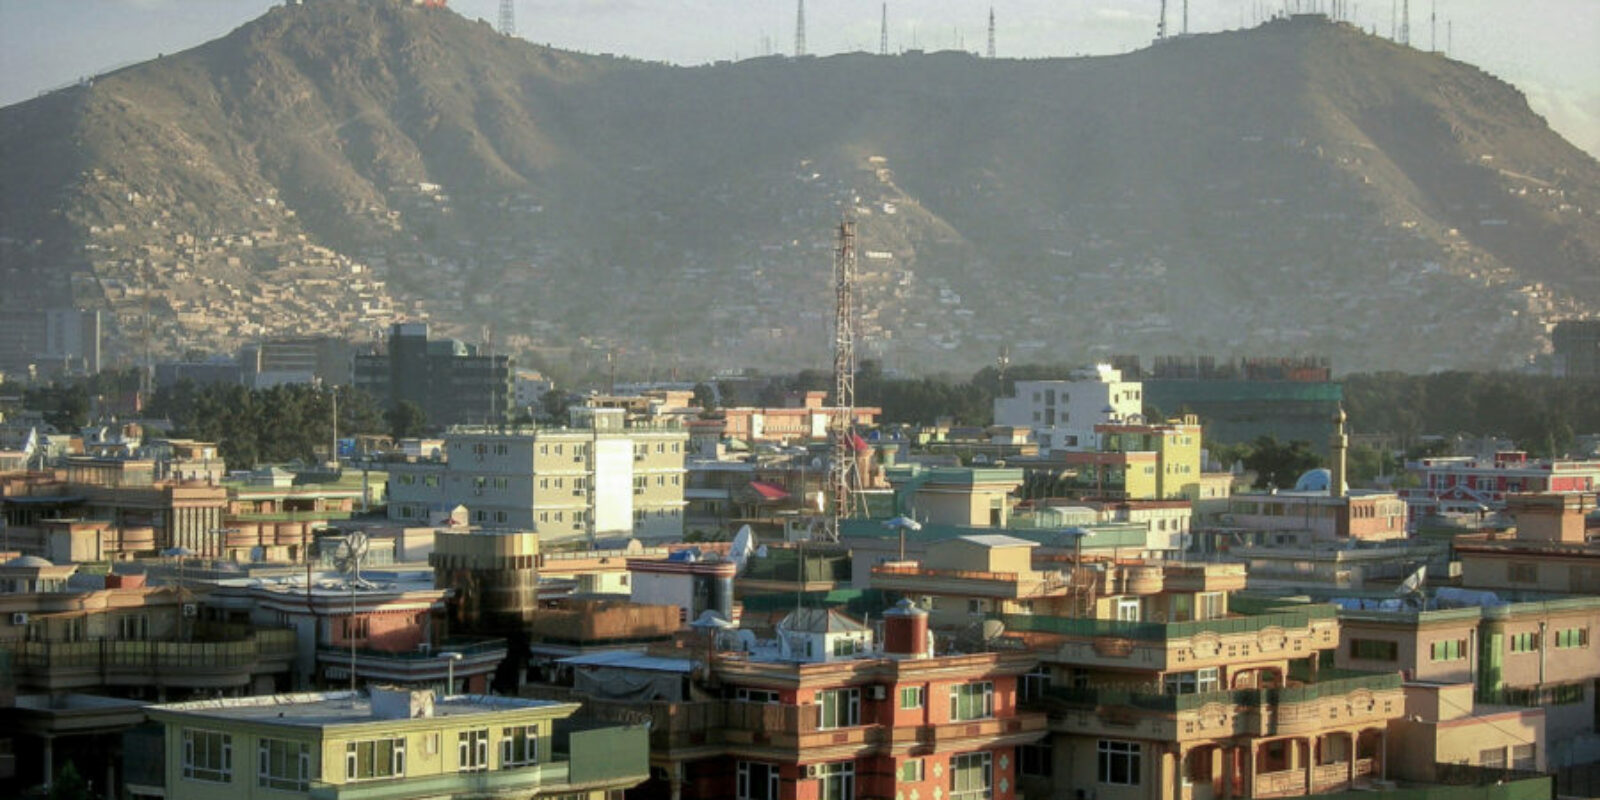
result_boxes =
[497,0,515,36]
[987,7,996,58]
[880,3,889,56]
[1400,0,1409,45]
[1429,0,1436,51]
[1157,0,1168,39]
[795,0,807,57]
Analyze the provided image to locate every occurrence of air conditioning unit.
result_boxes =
[182,603,198,618]
[10,612,27,626]
[869,685,887,701]
[804,764,822,779]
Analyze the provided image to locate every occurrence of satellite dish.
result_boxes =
[729,526,755,573]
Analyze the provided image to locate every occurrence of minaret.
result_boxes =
[1329,407,1349,498]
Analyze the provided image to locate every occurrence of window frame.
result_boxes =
[458,729,489,772]
[950,751,994,800]
[816,688,861,730]
[500,725,539,768]
[182,729,233,784]
[257,738,311,792]
[949,681,995,722]
[1098,739,1142,786]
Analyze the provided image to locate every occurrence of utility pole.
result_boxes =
[794,0,807,57]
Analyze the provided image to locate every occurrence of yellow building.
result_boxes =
[137,687,647,800]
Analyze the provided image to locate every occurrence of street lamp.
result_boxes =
[439,651,464,696]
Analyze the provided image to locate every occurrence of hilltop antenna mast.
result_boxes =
[824,217,861,541]
[1183,0,1189,35]
[987,7,996,58]
[795,0,807,57]
[497,0,515,36]
[1400,0,1409,45]
[1157,0,1168,39]
[880,3,889,55]
[1429,0,1436,51]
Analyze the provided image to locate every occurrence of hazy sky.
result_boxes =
[2,0,1596,156]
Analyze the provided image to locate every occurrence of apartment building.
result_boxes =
[135,687,648,800]
[993,365,1144,453]
[354,322,515,428]
[387,408,688,543]
[1400,451,1600,520]
[528,602,1047,800]
[1061,417,1204,500]
[1457,494,1600,596]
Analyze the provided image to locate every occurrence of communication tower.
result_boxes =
[498,0,515,37]
[881,4,889,55]
[987,7,996,58]
[1400,0,1410,45]
[824,218,862,540]
[1157,0,1168,39]
[795,0,807,57]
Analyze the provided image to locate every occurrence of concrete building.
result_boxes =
[1133,356,1343,457]
[136,687,648,800]
[1400,452,1600,521]
[354,322,514,428]
[1060,417,1204,500]
[710,390,881,446]
[237,336,353,388]
[1551,318,1600,378]
[993,365,1143,453]
[386,408,689,543]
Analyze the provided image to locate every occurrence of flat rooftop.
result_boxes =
[150,691,571,727]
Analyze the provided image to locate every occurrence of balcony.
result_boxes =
[1,627,296,691]
[1000,607,1338,670]
[316,636,506,685]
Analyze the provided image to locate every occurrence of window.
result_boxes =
[899,759,924,782]
[816,761,855,800]
[1348,639,1398,661]
[1197,592,1224,621]
[737,688,779,704]
[832,637,863,656]
[1098,740,1142,785]
[118,613,149,640]
[1197,667,1220,693]
[950,752,993,800]
[1510,632,1541,653]
[1019,743,1053,777]
[816,688,860,729]
[1116,597,1141,622]
[182,729,232,783]
[424,475,439,487]
[1554,628,1589,648]
[1167,668,1220,694]
[501,725,538,767]
[1021,668,1052,702]
[1430,639,1467,661]
[258,738,310,792]
[900,686,924,710]
[1479,747,1506,769]
[737,761,779,800]
[342,617,369,641]
[949,681,994,721]
[458,729,489,772]
[1511,744,1536,771]
[346,738,405,781]
[1507,563,1538,583]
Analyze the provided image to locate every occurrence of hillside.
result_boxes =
[2,0,1598,376]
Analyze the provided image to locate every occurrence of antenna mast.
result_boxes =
[1157,0,1168,39]
[1400,0,1409,45]
[880,3,889,55]
[795,0,807,57]
[987,7,996,58]
[825,217,860,541]
[497,0,515,36]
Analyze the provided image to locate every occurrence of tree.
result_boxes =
[1243,435,1322,490]
[386,400,428,439]
[691,382,718,411]
[50,760,90,800]
[538,389,571,423]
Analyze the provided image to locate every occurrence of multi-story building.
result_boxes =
[993,365,1144,453]
[1400,451,1600,521]
[711,390,881,446]
[135,687,648,800]
[386,408,688,543]
[527,602,1048,800]
[354,322,514,428]
[1134,356,1343,458]
[880,547,1406,800]
[1455,493,1600,596]
[1551,318,1600,378]
[237,335,353,388]
[1060,417,1204,500]
[1333,592,1600,768]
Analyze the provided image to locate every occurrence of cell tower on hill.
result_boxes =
[795,0,807,57]
[881,3,889,56]
[497,0,515,37]
[824,217,862,541]
[1157,0,1168,39]
[987,7,996,58]
[1400,0,1410,45]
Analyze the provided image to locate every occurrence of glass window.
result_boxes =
[1348,639,1398,661]
[182,729,232,783]
[1197,592,1224,620]
[346,738,405,781]
[899,759,924,782]
[1019,744,1053,777]
[1510,632,1541,653]
[949,682,994,722]
[816,688,860,729]
[950,752,993,800]
[1554,628,1589,649]
[1098,740,1141,785]
[899,686,924,709]
[501,725,538,767]
[736,689,779,704]
[816,761,855,800]
[258,738,310,791]
[1429,639,1467,661]
[1021,668,1052,702]
[737,761,780,800]
[1116,598,1140,622]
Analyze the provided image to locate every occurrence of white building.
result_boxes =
[992,364,1143,453]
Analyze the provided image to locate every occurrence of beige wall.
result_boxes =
[1336,619,1478,683]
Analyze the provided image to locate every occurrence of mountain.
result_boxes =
[3,0,1598,377]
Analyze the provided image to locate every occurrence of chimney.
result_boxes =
[882,598,930,659]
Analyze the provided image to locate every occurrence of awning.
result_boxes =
[748,481,790,502]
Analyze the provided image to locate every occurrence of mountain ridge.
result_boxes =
[2,1,1596,376]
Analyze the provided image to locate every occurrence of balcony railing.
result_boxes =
[1046,669,1402,713]
[310,762,571,800]
[3,628,296,675]
[1000,607,1334,642]
[317,636,507,662]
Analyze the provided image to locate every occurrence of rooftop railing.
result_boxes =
[1046,669,1401,713]
[999,606,1335,641]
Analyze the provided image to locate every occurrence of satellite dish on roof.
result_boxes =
[729,526,755,573]
[334,532,372,588]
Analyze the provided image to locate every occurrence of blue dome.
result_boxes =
[1293,468,1332,492]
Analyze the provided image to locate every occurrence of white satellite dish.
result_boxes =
[729,525,755,574]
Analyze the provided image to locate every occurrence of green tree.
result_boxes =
[691,382,718,411]
[1243,435,1322,490]
[386,400,428,439]
[50,760,90,800]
